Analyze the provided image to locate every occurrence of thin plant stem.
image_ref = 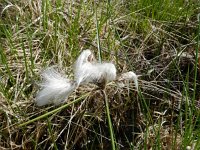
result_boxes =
[95,4,102,63]
[102,90,116,150]
[18,93,89,127]
[192,14,200,103]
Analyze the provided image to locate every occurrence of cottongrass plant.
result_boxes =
[35,49,138,106]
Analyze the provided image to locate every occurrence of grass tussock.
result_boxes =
[0,0,200,149]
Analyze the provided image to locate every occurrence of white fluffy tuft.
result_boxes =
[74,49,116,86]
[118,71,138,91]
[74,61,117,86]
[35,68,75,106]
[74,49,94,81]
[95,63,117,82]
[36,50,116,106]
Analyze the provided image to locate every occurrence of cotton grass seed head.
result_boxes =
[35,67,76,106]
[117,71,138,91]
[74,49,96,70]
[74,49,116,87]
[74,61,117,87]
[95,62,117,82]
[74,49,96,84]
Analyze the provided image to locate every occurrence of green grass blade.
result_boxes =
[95,4,102,63]
[102,90,116,150]
[18,93,89,127]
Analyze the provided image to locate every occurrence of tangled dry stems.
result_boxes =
[0,0,199,149]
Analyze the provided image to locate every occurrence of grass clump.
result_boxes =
[0,0,200,149]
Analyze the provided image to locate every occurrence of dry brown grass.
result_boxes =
[0,0,200,149]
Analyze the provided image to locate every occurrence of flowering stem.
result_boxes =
[102,90,116,150]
